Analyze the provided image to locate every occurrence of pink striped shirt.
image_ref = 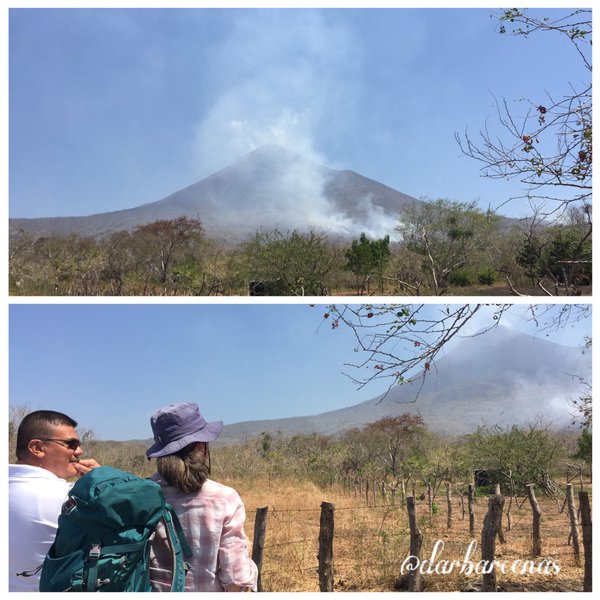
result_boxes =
[149,474,257,592]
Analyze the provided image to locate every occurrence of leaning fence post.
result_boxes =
[446,482,453,529]
[468,484,476,535]
[494,486,506,544]
[526,484,542,557]
[579,491,592,592]
[406,496,423,592]
[566,484,581,564]
[252,506,268,592]
[318,501,335,592]
[481,494,505,592]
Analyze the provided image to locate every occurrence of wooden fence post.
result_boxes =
[427,481,433,514]
[579,491,592,592]
[252,506,269,592]
[318,501,335,592]
[468,484,476,535]
[446,482,452,529]
[526,484,542,557]
[495,487,506,544]
[406,496,423,592]
[481,494,505,592]
[566,484,581,564]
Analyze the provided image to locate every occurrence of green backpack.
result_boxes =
[38,466,192,592]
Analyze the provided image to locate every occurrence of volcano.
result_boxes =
[9,145,421,242]
[216,326,590,443]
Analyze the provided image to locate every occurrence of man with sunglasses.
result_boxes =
[9,410,100,591]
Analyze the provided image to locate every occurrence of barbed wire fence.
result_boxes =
[243,479,591,592]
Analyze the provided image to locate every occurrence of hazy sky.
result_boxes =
[7,4,591,220]
[9,302,591,441]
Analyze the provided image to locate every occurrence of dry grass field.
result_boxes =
[231,478,588,592]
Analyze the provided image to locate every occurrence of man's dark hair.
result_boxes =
[16,410,77,460]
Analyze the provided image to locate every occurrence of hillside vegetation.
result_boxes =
[9,201,591,296]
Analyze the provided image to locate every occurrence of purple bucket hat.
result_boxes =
[146,403,223,459]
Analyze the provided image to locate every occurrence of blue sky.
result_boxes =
[9,302,591,441]
[7,5,591,221]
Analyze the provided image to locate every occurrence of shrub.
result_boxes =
[448,270,471,287]
[478,268,497,285]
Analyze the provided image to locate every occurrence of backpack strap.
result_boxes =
[165,506,192,559]
[85,544,102,592]
[162,505,193,592]
[16,563,44,578]
[85,540,149,591]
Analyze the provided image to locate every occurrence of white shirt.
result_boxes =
[9,464,71,592]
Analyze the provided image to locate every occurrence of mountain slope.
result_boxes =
[9,145,420,242]
[216,327,590,444]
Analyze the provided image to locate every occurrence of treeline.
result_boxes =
[211,416,591,495]
[9,200,591,296]
[8,407,591,491]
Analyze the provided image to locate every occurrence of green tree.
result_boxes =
[361,415,428,481]
[241,229,339,295]
[547,225,592,286]
[37,235,107,295]
[130,217,205,292]
[515,209,591,294]
[397,199,500,295]
[574,431,592,464]
[516,235,543,285]
[345,233,391,295]
[466,424,566,492]
[570,367,592,466]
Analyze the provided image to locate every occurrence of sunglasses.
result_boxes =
[40,438,82,450]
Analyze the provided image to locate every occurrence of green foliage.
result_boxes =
[448,270,471,287]
[8,211,591,296]
[240,229,339,295]
[477,268,497,286]
[570,384,592,465]
[516,237,543,282]
[345,233,391,294]
[8,219,228,296]
[465,424,567,492]
[397,199,500,295]
[515,216,592,288]
[358,415,429,480]
[547,226,592,283]
[574,430,592,464]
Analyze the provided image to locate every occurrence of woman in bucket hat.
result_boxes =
[147,403,257,592]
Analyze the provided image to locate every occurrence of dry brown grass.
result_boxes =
[229,478,588,592]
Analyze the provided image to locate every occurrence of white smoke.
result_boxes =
[193,10,360,172]
[190,10,402,240]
